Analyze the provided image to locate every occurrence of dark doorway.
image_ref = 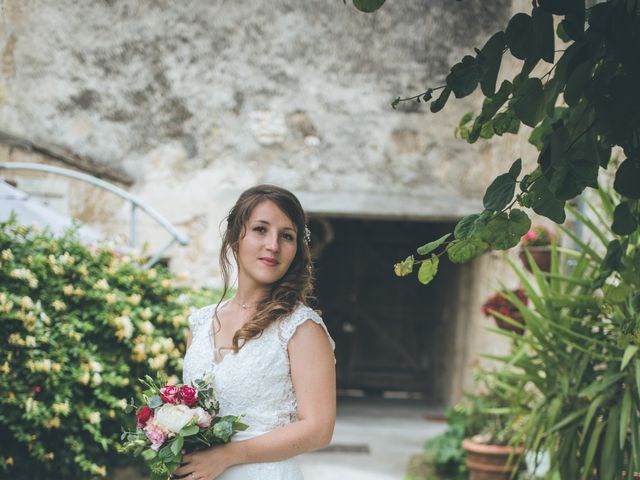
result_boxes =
[311,217,462,405]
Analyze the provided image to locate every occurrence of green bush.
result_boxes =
[0,216,223,479]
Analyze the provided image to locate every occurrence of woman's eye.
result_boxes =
[253,226,266,233]
[282,233,295,241]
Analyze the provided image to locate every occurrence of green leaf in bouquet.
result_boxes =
[181,425,199,437]
[170,435,184,456]
[159,443,175,461]
[142,448,157,460]
[213,419,234,441]
[148,395,163,409]
[233,419,249,432]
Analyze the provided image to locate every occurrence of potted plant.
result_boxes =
[481,289,528,335]
[518,225,555,273]
[485,190,640,479]
[460,382,526,480]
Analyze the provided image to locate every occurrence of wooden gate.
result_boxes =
[312,217,461,403]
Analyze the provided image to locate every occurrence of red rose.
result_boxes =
[136,405,153,427]
[31,385,41,394]
[159,385,180,404]
[179,385,198,407]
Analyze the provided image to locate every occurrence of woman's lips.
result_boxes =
[259,257,279,267]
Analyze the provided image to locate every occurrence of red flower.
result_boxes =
[159,385,180,404]
[136,405,153,427]
[31,385,41,394]
[179,385,198,407]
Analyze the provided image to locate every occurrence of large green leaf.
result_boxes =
[446,238,487,263]
[526,176,566,223]
[430,86,451,113]
[583,420,606,479]
[352,0,385,12]
[483,209,531,250]
[513,78,545,127]
[479,32,506,96]
[417,233,451,256]
[417,255,439,285]
[600,404,621,480]
[620,388,631,449]
[613,158,640,199]
[532,7,555,63]
[393,255,414,277]
[483,174,516,211]
[612,201,638,235]
[579,372,625,399]
[446,55,483,98]
[564,61,592,107]
[505,13,534,60]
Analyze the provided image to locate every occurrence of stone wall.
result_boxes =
[0,0,540,402]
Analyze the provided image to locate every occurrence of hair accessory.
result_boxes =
[303,225,311,245]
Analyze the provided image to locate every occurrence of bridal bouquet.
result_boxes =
[119,374,247,480]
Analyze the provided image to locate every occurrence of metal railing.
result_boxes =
[0,162,189,269]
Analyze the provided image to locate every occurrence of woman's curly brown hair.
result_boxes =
[213,184,314,353]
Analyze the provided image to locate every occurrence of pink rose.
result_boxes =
[160,385,180,404]
[192,407,212,428]
[144,420,167,451]
[179,385,198,407]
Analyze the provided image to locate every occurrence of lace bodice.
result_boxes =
[182,301,335,443]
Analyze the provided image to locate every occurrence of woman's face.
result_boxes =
[236,200,298,289]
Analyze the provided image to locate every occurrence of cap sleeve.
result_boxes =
[188,305,214,332]
[279,304,336,363]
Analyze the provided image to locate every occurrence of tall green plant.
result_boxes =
[481,190,640,480]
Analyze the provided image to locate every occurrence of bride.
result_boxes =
[176,184,336,480]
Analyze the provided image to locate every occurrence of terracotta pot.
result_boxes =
[462,438,525,480]
[519,246,551,273]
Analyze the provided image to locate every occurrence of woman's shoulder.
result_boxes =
[187,303,218,330]
[279,303,335,350]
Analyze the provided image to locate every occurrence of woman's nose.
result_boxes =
[265,233,279,251]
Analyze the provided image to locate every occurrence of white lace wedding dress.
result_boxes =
[182,301,335,480]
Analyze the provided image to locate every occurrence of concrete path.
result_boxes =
[299,397,448,480]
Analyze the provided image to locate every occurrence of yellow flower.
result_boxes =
[63,285,74,296]
[40,312,51,325]
[52,362,62,373]
[117,399,128,410]
[38,359,52,373]
[150,342,161,355]
[161,279,171,289]
[52,300,66,311]
[94,465,107,477]
[131,343,146,362]
[69,331,82,342]
[149,353,168,370]
[92,372,102,386]
[25,398,39,413]
[167,375,180,385]
[78,265,89,277]
[108,409,116,419]
[44,452,54,461]
[52,401,70,415]
[0,362,9,374]
[19,296,34,310]
[114,315,133,340]
[127,293,142,306]
[8,334,24,346]
[141,307,152,320]
[140,320,154,334]
[94,278,110,290]
[24,336,36,347]
[172,314,186,328]
[79,371,90,385]
[45,417,61,429]
[73,287,85,296]
[105,293,117,304]
[147,268,157,279]
[88,412,101,425]
[0,292,6,303]
[1,249,13,261]
[1,301,13,313]
[90,360,103,372]
[5,457,13,466]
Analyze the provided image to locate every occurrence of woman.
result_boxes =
[176,184,336,480]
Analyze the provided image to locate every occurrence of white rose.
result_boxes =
[155,404,194,433]
[192,407,212,428]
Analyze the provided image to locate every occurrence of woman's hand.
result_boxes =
[171,444,233,480]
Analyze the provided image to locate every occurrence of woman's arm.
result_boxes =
[173,320,335,478]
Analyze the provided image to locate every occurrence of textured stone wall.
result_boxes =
[0,0,538,401]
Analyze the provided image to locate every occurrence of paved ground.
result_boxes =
[299,397,448,480]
